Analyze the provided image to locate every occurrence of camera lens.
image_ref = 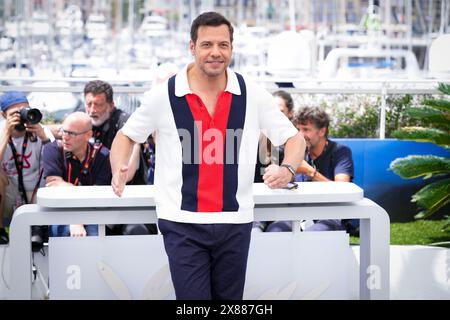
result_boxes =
[19,107,42,125]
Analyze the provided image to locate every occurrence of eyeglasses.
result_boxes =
[59,128,91,138]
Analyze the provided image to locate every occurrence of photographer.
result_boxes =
[0,91,54,245]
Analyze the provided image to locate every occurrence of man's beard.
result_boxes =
[90,112,110,127]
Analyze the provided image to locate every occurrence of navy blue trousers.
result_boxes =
[158,219,253,300]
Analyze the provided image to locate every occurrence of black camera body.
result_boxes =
[15,107,43,131]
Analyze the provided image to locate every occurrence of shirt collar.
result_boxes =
[175,63,241,97]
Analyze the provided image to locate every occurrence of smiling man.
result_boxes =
[110,12,305,300]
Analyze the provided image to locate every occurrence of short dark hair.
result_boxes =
[190,11,234,44]
[273,90,294,113]
[294,106,330,136]
[84,80,113,103]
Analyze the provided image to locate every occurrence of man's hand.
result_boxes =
[4,112,21,136]
[263,164,294,189]
[112,165,129,197]
[25,123,47,141]
[297,160,314,174]
[45,176,73,187]
[69,224,87,237]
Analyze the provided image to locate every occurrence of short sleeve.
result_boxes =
[333,145,354,178]
[42,141,63,179]
[121,85,164,144]
[257,88,298,147]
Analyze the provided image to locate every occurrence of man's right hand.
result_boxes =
[4,112,21,136]
[111,165,129,197]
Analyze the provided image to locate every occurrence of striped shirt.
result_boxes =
[121,64,298,224]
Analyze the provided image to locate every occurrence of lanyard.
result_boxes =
[8,133,29,204]
[66,145,92,186]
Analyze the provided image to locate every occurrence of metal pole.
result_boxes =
[406,0,412,52]
[128,0,135,55]
[115,0,122,73]
[379,84,387,139]
[46,0,54,64]
[288,0,296,31]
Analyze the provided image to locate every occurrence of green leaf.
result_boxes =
[443,216,450,230]
[392,127,450,146]
[390,155,450,179]
[422,99,450,112]
[405,107,450,127]
[412,178,450,219]
[438,83,450,95]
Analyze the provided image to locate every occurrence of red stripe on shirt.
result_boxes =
[185,92,232,212]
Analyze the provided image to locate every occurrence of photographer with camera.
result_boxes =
[0,91,55,245]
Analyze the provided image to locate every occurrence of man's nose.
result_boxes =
[87,104,96,113]
[210,44,220,56]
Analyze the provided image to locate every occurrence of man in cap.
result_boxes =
[0,91,54,245]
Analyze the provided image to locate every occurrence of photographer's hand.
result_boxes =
[4,112,20,137]
[25,123,47,141]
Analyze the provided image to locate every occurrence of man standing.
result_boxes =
[0,91,54,245]
[110,12,305,300]
[43,112,111,237]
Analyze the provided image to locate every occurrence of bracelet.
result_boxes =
[280,164,296,182]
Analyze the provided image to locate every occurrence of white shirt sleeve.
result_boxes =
[257,87,298,147]
[121,85,164,143]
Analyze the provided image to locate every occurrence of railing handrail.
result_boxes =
[0,78,448,94]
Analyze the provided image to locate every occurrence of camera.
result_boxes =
[15,107,42,131]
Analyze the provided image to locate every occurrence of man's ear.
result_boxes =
[189,40,195,56]
[1,111,5,119]
[319,127,327,138]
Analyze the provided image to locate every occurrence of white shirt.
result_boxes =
[0,121,44,192]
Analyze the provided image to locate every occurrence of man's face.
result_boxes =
[85,93,114,127]
[61,119,91,154]
[189,25,232,78]
[296,121,326,150]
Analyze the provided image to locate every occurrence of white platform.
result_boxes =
[36,182,364,208]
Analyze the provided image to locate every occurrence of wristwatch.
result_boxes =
[280,164,296,182]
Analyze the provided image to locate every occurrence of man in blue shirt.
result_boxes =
[266,106,355,232]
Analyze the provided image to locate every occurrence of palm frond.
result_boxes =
[405,107,450,127]
[392,127,450,146]
[413,178,450,219]
[422,98,450,112]
[390,155,450,179]
[438,83,450,95]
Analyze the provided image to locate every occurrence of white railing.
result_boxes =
[1,77,449,139]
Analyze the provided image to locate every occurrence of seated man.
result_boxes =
[43,112,114,237]
[50,80,156,235]
[0,91,54,245]
[266,106,356,233]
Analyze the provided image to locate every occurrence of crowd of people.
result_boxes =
[0,80,158,247]
[0,11,358,300]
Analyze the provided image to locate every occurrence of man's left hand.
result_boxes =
[25,123,47,141]
[263,164,293,189]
